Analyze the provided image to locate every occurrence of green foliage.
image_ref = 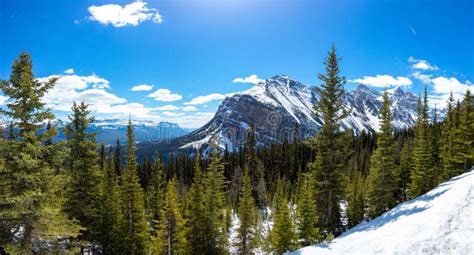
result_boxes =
[310,45,347,234]
[235,169,258,254]
[97,147,124,254]
[0,52,81,253]
[296,173,320,246]
[345,169,366,228]
[245,123,267,209]
[120,118,150,254]
[393,137,412,202]
[409,87,434,198]
[146,153,165,230]
[64,102,104,242]
[154,179,188,254]
[270,179,296,254]
[367,90,397,218]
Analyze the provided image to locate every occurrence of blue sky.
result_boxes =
[1,0,473,128]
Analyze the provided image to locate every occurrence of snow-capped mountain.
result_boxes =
[173,75,419,151]
[289,169,474,254]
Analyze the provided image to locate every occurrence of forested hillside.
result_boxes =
[0,48,472,254]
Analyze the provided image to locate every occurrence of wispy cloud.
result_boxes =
[130,84,153,91]
[408,24,416,35]
[349,75,412,88]
[408,56,439,71]
[184,93,233,105]
[147,88,182,102]
[233,74,264,85]
[87,1,163,28]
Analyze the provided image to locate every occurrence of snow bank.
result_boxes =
[289,169,474,254]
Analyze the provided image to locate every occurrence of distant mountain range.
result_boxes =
[0,118,192,146]
[141,75,421,157]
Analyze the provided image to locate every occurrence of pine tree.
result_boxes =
[296,173,320,246]
[309,45,347,234]
[186,153,208,254]
[441,92,458,180]
[120,118,150,254]
[0,52,80,253]
[97,147,124,254]
[345,169,366,227]
[235,168,258,254]
[270,179,296,254]
[155,179,188,254]
[146,153,165,228]
[202,152,228,253]
[115,138,122,176]
[409,87,434,197]
[367,90,397,218]
[63,101,104,243]
[245,123,267,210]
[394,137,412,202]
[459,89,474,171]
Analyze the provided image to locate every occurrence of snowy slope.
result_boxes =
[289,169,474,255]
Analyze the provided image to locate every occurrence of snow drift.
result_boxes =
[290,169,474,254]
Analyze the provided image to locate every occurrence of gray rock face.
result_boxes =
[173,75,419,151]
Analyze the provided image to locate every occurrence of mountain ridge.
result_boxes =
[159,75,419,153]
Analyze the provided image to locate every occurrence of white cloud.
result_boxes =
[162,111,185,117]
[349,75,413,88]
[130,84,153,91]
[412,72,433,84]
[88,1,163,28]
[408,57,439,71]
[182,106,198,112]
[40,74,124,111]
[184,93,227,105]
[64,68,74,75]
[412,74,474,108]
[165,112,215,129]
[154,104,180,111]
[97,102,159,119]
[233,74,264,85]
[147,89,182,102]
[37,72,159,120]
[431,77,473,95]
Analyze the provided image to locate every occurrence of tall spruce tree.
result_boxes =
[186,153,208,254]
[235,168,258,254]
[409,87,434,197]
[98,147,124,254]
[115,138,122,176]
[120,118,150,254]
[394,137,412,202]
[202,151,228,253]
[155,179,188,254]
[440,93,458,180]
[296,173,320,246]
[0,52,80,253]
[64,102,104,243]
[367,90,397,218]
[270,179,296,254]
[459,89,473,171]
[245,123,267,210]
[146,153,165,229]
[309,45,347,235]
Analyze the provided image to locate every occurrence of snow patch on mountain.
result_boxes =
[289,169,474,255]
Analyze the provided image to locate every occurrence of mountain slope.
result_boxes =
[167,75,418,151]
[289,169,474,254]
